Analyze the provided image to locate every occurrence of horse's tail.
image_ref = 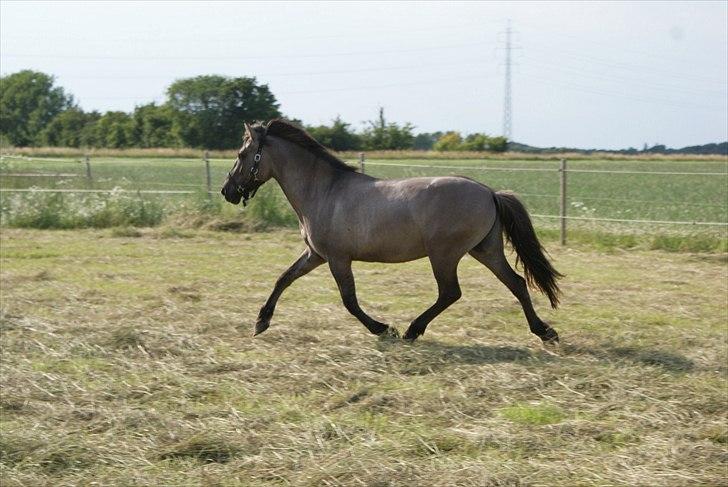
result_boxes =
[493,191,563,308]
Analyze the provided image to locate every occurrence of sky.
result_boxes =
[1,0,726,149]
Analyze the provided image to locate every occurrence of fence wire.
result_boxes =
[1,156,727,229]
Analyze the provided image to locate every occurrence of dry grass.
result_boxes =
[0,228,726,486]
[3,146,726,162]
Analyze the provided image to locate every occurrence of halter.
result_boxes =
[232,129,266,206]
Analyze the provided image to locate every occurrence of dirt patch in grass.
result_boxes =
[158,433,254,464]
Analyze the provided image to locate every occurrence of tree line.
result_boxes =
[0,70,508,152]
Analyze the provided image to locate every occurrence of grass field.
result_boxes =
[1,228,726,486]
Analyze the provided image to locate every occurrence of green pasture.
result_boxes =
[1,228,726,485]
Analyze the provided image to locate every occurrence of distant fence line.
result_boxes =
[0,188,198,195]
[363,161,728,177]
[2,154,727,240]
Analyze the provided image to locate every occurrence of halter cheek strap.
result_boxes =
[241,132,267,206]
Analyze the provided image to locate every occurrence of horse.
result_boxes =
[222,119,562,344]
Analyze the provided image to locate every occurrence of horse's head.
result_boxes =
[221,122,270,205]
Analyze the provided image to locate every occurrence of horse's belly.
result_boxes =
[353,238,428,263]
[349,217,427,262]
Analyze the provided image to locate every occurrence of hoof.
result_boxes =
[402,328,423,342]
[368,322,390,336]
[252,319,270,337]
[539,327,559,345]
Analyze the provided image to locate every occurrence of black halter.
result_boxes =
[235,130,266,206]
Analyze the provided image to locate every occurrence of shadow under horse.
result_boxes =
[222,119,563,344]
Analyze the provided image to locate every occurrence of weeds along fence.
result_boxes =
[1,153,727,244]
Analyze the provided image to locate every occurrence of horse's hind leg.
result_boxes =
[254,248,325,336]
[328,258,393,336]
[469,223,558,343]
[403,255,462,341]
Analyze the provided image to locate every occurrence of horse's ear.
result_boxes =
[243,122,257,142]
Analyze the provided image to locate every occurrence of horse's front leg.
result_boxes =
[254,248,325,336]
[328,258,393,336]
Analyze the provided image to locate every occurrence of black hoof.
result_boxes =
[253,319,270,337]
[402,328,423,342]
[368,322,390,336]
[539,327,559,344]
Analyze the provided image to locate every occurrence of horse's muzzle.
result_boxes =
[221,182,243,205]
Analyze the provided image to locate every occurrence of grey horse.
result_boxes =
[222,119,562,343]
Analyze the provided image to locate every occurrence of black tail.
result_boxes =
[494,191,563,308]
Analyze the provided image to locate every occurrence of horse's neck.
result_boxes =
[269,140,346,219]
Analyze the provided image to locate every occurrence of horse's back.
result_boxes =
[394,176,497,245]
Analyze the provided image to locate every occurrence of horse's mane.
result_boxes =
[254,118,357,172]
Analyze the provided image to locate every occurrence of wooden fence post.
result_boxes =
[204,150,211,198]
[84,155,92,181]
[359,152,365,174]
[559,158,567,245]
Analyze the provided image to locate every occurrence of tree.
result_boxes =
[92,111,135,148]
[487,136,508,152]
[38,108,99,147]
[360,107,415,150]
[413,132,442,151]
[132,103,178,148]
[0,70,75,146]
[462,133,489,151]
[306,116,361,151]
[433,131,463,151]
[166,75,280,149]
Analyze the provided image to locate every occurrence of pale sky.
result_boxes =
[1,1,726,149]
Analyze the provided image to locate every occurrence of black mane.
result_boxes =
[255,119,357,172]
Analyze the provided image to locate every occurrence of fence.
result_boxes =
[1,152,727,243]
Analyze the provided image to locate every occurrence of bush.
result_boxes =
[0,187,300,231]
[360,108,415,150]
[433,132,509,152]
[0,189,164,229]
[433,131,463,151]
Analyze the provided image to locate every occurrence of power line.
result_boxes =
[62,72,499,101]
[516,19,725,67]
[0,41,492,62]
[518,71,723,112]
[502,19,513,140]
[0,19,503,44]
[526,43,726,85]
[248,73,499,96]
[521,55,726,98]
[48,60,493,81]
